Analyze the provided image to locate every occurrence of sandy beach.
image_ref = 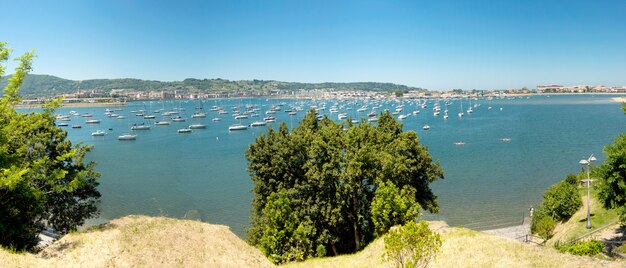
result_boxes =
[612,97,626,103]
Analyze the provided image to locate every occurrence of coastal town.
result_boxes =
[17,83,626,107]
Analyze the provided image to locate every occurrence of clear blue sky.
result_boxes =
[2,0,626,90]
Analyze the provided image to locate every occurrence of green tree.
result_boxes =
[246,110,443,263]
[0,42,101,250]
[597,134,626,209]
[542,174,582,221]
[383,221,441,268]
[371,181,421,236]
[530,174,581,239]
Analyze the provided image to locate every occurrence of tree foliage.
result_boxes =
[0,42,101,250]
[246,110,443,263]
[371,181,421,237]
[383,221,442,268]
[531,174,582,239]
[597,134,626,209]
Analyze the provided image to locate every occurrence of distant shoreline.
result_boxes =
[15,102,127,108]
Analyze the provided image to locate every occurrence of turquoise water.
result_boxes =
[40,94,625,235]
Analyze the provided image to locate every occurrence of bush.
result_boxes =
[371,181,421,236]
[542,175,582,221]
[383,221,441,268]
[531,210,557,240]
[619,206,626,228]
[557,240,605,256]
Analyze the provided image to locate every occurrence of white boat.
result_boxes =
[339,113,348,120]
[234,115,248,120]
[191,112,207,118]
[85,119,100,124]
[212,118,221,122]
[443,114,449,120]
[131,124,151,130]
[118,134,137,140]
[171,116,186,122]
[189,124,207,129]
[143,115,156,119]
[177,128,192,133]
[91,130,106,136]
[155,121,170,126]
[500,138,512,142]
[250,121,267,127]
[57,122,69,127]
[117,115,126,119]
[82,113,93,117]
[228,124,248,131]
[453,141,465,146]
[422,124,430,130]
[398,114,407,120]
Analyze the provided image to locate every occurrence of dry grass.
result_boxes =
[284,222,624,268]
[0,215,272,267]
[3,216,624,268]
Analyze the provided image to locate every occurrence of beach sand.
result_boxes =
[612,97,626,103]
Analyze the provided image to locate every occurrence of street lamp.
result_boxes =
[579,154,597,229]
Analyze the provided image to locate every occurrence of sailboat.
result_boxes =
[91,130,106,136]
[192,102,207,118]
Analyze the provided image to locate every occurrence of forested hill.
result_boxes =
[0,74,422,97]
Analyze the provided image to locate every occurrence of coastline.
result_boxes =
[612,97,626,103]
[15,102,127,108]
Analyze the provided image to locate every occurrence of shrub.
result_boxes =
[531,210,557,240]
[557,240,605,256]
[383,221,441,268]
[542,175,582,221]
[371,181,421,236]
[619,206,626,228]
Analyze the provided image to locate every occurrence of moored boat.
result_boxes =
[118,134,137,140]
[228,124,248,131]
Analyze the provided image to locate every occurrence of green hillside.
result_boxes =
[0,74,423,98]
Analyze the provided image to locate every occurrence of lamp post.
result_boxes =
[579,154,597,229]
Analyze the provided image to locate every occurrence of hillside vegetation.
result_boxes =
[0,74,421,97]
[1,216,621,267]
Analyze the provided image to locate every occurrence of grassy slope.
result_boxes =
[285,222,623,268]
[549,187,620,245]
[1,216,623,268]
[0,215,272,268]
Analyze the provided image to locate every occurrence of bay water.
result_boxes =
[42,94,625,235]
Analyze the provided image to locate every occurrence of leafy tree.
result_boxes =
[542,174,582,221]
[0,42,101,250]
[246,110,442,263]
[598,134,626,209]
[371,181,421,237]
[530,174,581,239]
[383,221,441,268]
